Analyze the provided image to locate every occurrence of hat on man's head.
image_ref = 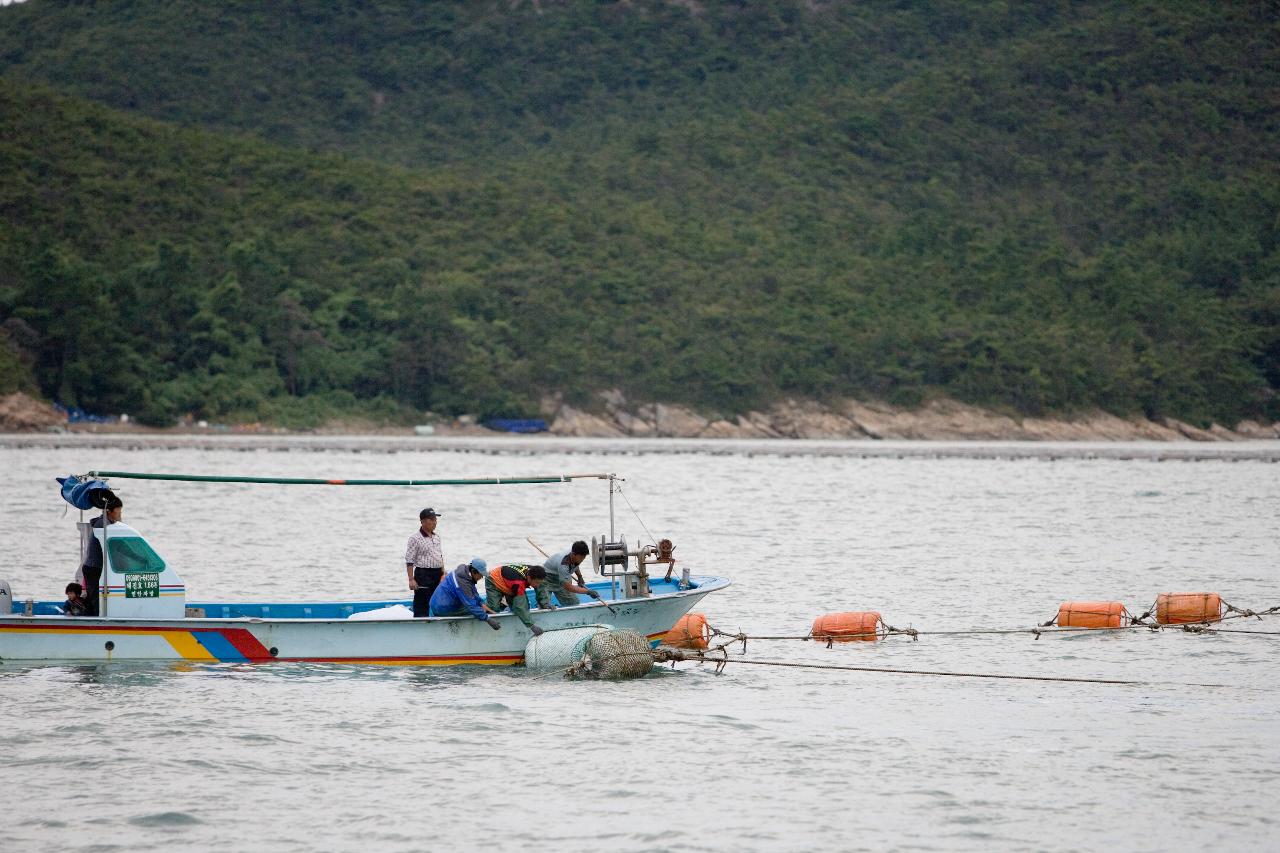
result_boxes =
[468,557,488,575]
[419,507,441,519]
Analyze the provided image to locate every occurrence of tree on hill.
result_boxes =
[0,1,1276,426]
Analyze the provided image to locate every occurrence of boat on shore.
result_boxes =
[0,471,730,666]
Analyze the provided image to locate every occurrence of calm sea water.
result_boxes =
[3,440,1278,852]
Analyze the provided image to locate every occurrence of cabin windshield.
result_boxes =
[106,536,166,573]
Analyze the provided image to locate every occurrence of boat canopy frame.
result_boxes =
[82,469,626,587]
[86,471,614,487]
[85,470,623,539]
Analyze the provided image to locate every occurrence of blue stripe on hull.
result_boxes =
[191,630,249,662]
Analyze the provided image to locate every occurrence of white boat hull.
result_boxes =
[0,577,728,666]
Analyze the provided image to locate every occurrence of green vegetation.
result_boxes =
[1,0,1276,427]
[0,324,38,395]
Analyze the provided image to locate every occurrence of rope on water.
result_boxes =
[564,629,1253,686]
[700,605,1280,650]
[1223,601,1280,620]
[1174,625,1280,636]
[652,648,1229,688]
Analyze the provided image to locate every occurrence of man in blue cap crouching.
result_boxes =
[430,558,501,630]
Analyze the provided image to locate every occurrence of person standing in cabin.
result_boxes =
[484,564,548,635]
[405,507,445,618]
[541,540,601,607]
[430,558,501,630]
[80,494,123,617]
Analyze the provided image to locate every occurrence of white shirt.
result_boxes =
[405,530,443,568]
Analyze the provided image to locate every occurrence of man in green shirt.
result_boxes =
[541,540,600,607]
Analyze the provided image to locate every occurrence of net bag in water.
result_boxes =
[524,625,612,669]
[575,629,654,680]
[524,626,654,679]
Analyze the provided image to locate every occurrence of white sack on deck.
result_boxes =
[346,604,415,620]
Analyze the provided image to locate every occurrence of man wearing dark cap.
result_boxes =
[405,507,444,617]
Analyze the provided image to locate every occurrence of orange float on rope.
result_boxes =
[662,613,710,649]
[1056,601,1129,629]
[811,612,883,642]
[1155,592,1222,624]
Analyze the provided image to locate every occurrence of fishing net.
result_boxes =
[568,629,654,680]
[524,625,611,669]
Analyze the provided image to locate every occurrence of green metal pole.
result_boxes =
[87,471,611,486]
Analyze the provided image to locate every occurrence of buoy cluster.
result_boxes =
[548,592,1270,682]
[1049,593,1225,628]
[662,610,895,645]
[662,591,1272,648]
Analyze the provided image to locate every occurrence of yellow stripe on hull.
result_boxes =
[160,631,218,661]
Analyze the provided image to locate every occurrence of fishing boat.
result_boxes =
[0,471,730,665]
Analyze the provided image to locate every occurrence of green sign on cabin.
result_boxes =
[125,573,160,598]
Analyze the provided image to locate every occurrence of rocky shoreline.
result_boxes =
[544,391,1280,442]
[3,390,1277,442]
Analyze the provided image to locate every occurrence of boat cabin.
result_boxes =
[87,520,186,619]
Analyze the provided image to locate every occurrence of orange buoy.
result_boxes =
[1056,601,1128,629]
[662,613,710,650]
[811,612,883,642]
[1155,592,1222,624]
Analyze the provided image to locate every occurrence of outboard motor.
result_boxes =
[0,579,12,614]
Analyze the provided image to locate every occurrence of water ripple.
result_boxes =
[3,444,1277,852]
[127,812,202,827]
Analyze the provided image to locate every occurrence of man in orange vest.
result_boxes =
[484,564,548,636]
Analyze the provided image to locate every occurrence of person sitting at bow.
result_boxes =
[62,582,87,617]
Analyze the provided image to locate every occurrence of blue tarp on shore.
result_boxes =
[482,418,548,434]
[53,403,112,424]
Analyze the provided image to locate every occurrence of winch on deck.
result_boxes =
[589,535,686,599]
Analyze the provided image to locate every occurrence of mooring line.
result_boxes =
[1175,627,1280,636]
[702,609,1280,648]
[655,649,1230,687]
[718,625,1280,641]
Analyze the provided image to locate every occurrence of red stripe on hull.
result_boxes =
[217,628,274,661]
[276,655,522,664]
[0,623,181,634]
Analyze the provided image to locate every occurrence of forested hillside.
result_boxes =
[1,0,1277,427]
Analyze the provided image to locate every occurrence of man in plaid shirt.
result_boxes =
[405,507,445,617]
